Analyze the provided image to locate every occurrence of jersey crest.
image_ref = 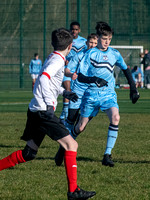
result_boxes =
[102,55,108,61]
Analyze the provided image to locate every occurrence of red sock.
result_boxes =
[64,151,77,192]
[0,150,26,171]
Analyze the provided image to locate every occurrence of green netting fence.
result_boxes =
[0,0,150,90]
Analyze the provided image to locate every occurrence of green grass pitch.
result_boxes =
[0,89,150,200]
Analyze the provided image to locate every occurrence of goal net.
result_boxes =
[110,45,144,87]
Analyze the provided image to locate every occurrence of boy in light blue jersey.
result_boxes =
[66,34,98,103]
[60,22,87,122]
[73,22,140,167]
[66,34,98,132]
[55,22,139,168]
[55,34,108,166]
[29,53,42,91]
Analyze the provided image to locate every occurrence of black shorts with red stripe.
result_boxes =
[21,108,69,147]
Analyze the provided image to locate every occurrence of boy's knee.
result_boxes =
[67,139,78,152]
[72,140,78,151]
[112,113,120,124]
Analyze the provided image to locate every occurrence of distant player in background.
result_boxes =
[131,65,144,88]
[29,53,42,91]
[60,21,87,122]
[55,33,99,166]
[65,21,139,168]
[0,28,96,200]
[141,49,150,88]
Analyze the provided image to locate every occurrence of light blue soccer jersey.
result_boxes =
[79,46,127,90]
[67,35,87,61]
[63,35,87,82]
[67,48,87,74]
[29,59,42,74]
[79,46,128,117]
[67,48,89,109]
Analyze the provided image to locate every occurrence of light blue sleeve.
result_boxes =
[67,54,80,73]
[115,50,128,70]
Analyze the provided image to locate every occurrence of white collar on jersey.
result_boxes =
[53,51,66,61]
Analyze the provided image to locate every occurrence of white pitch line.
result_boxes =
[0,102,29,105]
[0,100,63,106]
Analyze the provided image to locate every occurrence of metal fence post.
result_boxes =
[129,0,133,45]
[109,0,112,27]
[20,0,24,88]
[66,0,69,29]
[88,0,91,34]
[77,0,81,24]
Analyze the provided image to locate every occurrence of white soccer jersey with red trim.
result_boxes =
[29,51,65,112]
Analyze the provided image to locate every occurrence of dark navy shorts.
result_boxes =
[21,108,69,147]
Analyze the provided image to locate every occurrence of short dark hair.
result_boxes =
[51,28,73,51]
[133,66,138,71]
[87,33,99,41]
[34,53,38,57]
[70,21,80,30]
[95,21,114,36]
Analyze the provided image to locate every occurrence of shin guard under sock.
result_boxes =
[64,151,77,192]
[0,150,26,171]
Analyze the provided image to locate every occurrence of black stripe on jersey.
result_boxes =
[90,58,115,73]
[71,45,86,53]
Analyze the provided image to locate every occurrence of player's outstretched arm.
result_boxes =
[123,68,140,104]
[77,73,108,87]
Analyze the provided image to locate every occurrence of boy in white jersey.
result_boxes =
[60,21,87,122]
[74,22,140,167]
[0,28,96,200]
